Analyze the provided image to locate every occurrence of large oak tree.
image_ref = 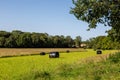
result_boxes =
[70,0,120,41]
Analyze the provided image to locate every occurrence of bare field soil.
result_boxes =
[0,48,86,57]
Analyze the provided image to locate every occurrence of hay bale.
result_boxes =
[96,50,102,54]
[49,52,59,58]
[40,52,46,55]
[66,50,70,53]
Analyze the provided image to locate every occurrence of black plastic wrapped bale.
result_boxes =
[49,52,59,58]
[66,50,70,53]
[40,52,46,55]
[96,50,102,54]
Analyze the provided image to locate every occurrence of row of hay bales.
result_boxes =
[40,50,70,58]
[40,50,102,58]
[40,52,59,58]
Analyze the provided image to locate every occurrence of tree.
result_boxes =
[31,33,40,48]
[52,35,61,48]
[65,36,74,47]
[86,35,120,50]
[85,38,96,49]
[74,36,81,47]
[70,0,120,41]
[4,36,17,48]
[18,32,32,48]
[0,30,83,48]
[39,33,49,48]
[0,31,10,38]
[11,30,23,48]
[0,37,5,47]
[107,28,120,42]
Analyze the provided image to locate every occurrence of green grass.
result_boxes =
[0,49,118,80]
[55,52,120,80]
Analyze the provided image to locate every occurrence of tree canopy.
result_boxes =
[85,35,120,50]
[70,0,120,41]
[0,30,82,48]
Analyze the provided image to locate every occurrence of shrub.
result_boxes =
[108,52,120,63]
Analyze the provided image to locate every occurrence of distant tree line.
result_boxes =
[0,30,81,48]
[84,36,120,50]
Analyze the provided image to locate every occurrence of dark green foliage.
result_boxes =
[0,31,10,38]
[85,36,120,50]
[108,52,120,63]
[71,0,120,42]
[0,30,76,48]
[0,37,5,47]
[107,28,120,43]
[74,36,81,48]
[1,30,119,49]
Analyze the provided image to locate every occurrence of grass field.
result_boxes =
[0,49,118,80]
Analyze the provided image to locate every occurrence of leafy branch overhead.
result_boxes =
[70,0,120,35]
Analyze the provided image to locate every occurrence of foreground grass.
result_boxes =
[0,49,118,80]
[54,52,120,80]
[20,52,120,80]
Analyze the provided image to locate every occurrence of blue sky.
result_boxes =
[0,0,111,41]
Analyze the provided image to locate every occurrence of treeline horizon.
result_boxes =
[0,30,81,48]
[85,36,120,50]
[0,30,119,50]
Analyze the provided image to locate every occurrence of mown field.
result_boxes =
[0,48,118,80]
[0,48,86,57]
